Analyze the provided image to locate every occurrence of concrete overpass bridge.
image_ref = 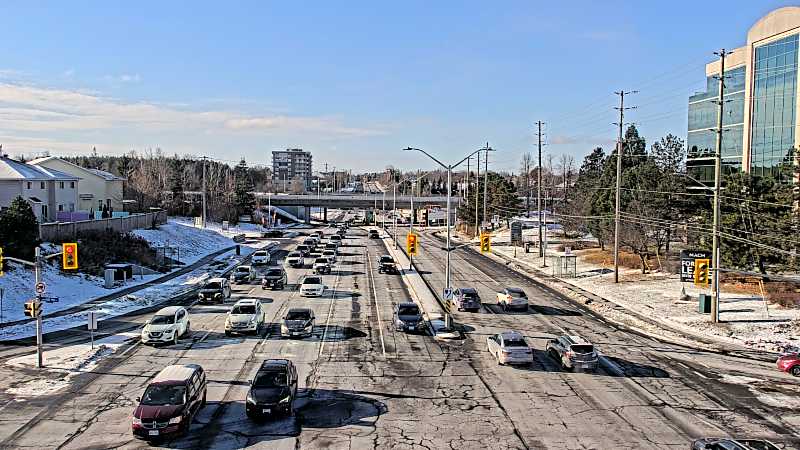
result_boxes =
[254,193,460,223]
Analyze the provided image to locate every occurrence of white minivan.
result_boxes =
[141,306,190,345]
[251,250,271,266]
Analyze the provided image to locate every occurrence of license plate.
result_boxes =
[262,408,271,414]
[148,430,159,436]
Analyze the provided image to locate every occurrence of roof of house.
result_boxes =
[28,156,125,181]
[0,157,79,181]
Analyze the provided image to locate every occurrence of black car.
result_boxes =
[246,359,298,419]
[262,229,284,238]
[691,438,780,450]
[394,302,424,333]
[296,245,311,257]
[368,229,380,239]
[261,267,287,290]
[377,255,397,274]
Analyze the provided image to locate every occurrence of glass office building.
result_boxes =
[686,7,800,184]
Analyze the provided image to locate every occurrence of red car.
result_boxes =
[777,353,800,376]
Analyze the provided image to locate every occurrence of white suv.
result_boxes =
[299,276,325,297]
[141,306,190,345]
[251,250,271,265]
[225,299,265,336]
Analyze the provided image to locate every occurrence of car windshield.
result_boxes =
[286,310,311,320]
[266,269,282,276]
[253,370,288,387]
[231,304,256,315]
[736,440,780,450]
[323,251,334,255]
[398,305,419,316]
[141,385,186,406]
[380,256,393,263]
[254,252,267,257]
[236,267,250,273]
[507,289,526,298]
[288,252,301,257]
[203,282,221,290]
[571,344,594,354]
[304,277,322,285]
[150,314,175,325]
[504,338,528,347]
[462,292,477,298]
[315,258,328,264]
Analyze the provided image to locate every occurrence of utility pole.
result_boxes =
[34,247,43,368]
[201,156,207,228]
[536,121,545,259]
[482,142,494,229]
[475,150,480,237]
[613,90,637,283]
[711,49,729,324]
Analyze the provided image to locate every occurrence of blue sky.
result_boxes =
[0,1,796,172]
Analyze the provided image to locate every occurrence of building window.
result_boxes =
[26,182,31,189]
[58,204,63,212]
[750,34,799,179]
[59,181,64,189]
[70,181,75,189]
[69,203,75,212]
[98,200,103,209]
[42,205,48,218]
[40,181,45,189]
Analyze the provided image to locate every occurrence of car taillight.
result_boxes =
[565,351,574,359]
[501,349,511,355]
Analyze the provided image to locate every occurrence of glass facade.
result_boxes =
[686,66,746,183]
[749,34,798,178]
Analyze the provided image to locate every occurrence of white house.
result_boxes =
[0,156,79,223]
[29,156,125,212]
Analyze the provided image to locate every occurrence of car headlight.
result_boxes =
[281,325,289,332]
[168,416,182,424]
[279,395,291,404]
[132,417,142,425]
[304,323,313,330]
[246,391,256,404]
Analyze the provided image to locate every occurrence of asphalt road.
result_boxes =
[0,223,797,449]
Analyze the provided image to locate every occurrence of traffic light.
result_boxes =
[480,233,491,253]
[406,233,418,256]
[0,246,4,277]
[24,301,41,318]
[694,258,710,286]
[62,243,78,270]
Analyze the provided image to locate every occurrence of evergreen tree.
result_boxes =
[233,158,256,222]
[0,196,40,259]
[169,158,185,216]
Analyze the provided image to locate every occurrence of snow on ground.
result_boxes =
[5,332,138,397]
[0,218,274,334]
[490,241,800,355]
[0,251,245,341]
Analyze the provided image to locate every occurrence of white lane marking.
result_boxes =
[247,287,256,295]
[366,248,387,357]
[318,252,344,357]
[115,339,142,358]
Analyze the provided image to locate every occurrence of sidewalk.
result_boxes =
[488,244,800,356]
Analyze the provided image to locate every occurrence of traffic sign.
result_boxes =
[443,288,453,300]
[88,311,98,331]
[35,282,46,295]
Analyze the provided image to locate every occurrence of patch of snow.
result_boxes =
[5,332,137,397]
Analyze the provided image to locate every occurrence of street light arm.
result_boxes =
[404,147,448,170]
[453,148,485,169]
[678,172,715,193]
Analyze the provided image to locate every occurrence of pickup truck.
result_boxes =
[261,267,288,290]
[377,255,398,274]
[313,258,332,275]
[286,251,305,268]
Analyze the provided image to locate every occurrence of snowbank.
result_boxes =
[5,332,138,397]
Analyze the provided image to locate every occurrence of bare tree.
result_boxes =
[520,152,533,217]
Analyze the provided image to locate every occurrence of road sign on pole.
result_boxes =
[88,311,98,349]
[35,282,46,295]
[443,288,453,300]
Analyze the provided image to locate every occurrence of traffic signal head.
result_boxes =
[694,258,710,286]
[406,233,418,256]
[480,233,491,253]
[0,246,3,277]
[62,243,78,270]
[24,301,40,318]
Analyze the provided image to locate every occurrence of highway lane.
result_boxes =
[409,229,800,449]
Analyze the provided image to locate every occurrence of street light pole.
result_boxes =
[404,147,486,297]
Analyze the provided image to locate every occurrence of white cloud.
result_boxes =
[0,82,383,142]
[119,73,140,83]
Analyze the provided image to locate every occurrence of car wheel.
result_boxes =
[201,390,207,408]
[225,330,231,337]
[184,322,190,336]
[173,333,179,345]
[792,366,800,377]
